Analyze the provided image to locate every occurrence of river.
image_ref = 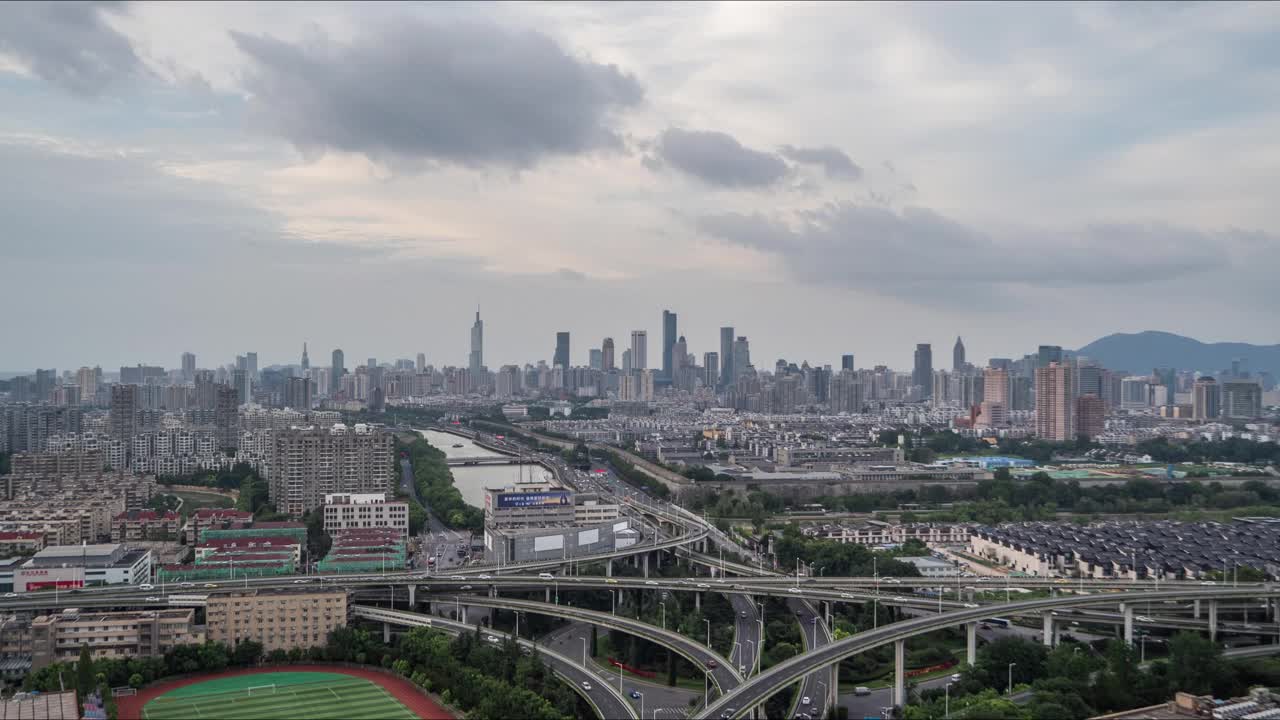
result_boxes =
[417,429,556,508]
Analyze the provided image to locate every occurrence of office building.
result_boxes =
[323,493,408,539]
[1035,362,1074,441]
[601,338,615,371]
[621,349,633,373]
[553,332,571,369]
[1076,394,1105,439]
[588,348,603,370]
[330,349,345,396]
[181,352,196,380]
[31,608,201,669]
[953,337,965,370]
[703,352,720,389]
[75,367,97,401]
[719,326,735,387]
[662,309,677,382]
[1221,380,1262,419]
[732,336,751,380]
[1037,345,1063,367]
[109,384,139,442]
[1120,376,1151,410]
[284,376,312,411]
[913,344,933,398]
[981,366,1009,426]
[841,354,855,372]
[1193,377,1221,420]
[205,589,348,653]
[267,424,395,516]
[415,353,426,373]
[630,330,648,370]
[299,343,309,373]
[470,310,484,376]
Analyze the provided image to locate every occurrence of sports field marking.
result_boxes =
[141,672,416,720]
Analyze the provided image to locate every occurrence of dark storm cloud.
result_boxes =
[652,128,790,187]
[229,19,644,169]
[697,202,1239,304]
[0,1,143,95]
[778,145,862,180]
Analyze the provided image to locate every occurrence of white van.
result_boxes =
[853,687,871,696]
[538,572,554,580]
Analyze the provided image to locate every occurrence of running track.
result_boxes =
[117,664,453,720]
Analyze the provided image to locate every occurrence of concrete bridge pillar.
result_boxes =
[1193,599,1201,619]
[1123,604,1134,646]
[383,622,391,644]
[893,639,906,708]
[696,592,702,611]
[643,554,650,579]
[1209,600,1218,642]
[1042,612,1055,647]
[607,560,613,577]
[489,585,497,598]
[966,623,977,666]
[545,587,551,603]
[461,606,468,624]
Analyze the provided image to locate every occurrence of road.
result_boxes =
[728,595,760,677]
[789,598,835,720]
[543,621,698,718]
[841,674,956,720]
[400,456,469,571]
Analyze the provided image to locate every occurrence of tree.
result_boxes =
[128,673,144,689]
[1167,632,1232,696]
[77,645,94,698]
[232,640,263,667]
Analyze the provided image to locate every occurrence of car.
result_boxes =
[951,673,962,682]
[853,686,871,696]
[1135,615,1153,622]
[478,574,492,580]
[459,585,473,590]
[787,587,802,594]
[720,710,737,719]
[740,611,748,618]
[707,660,718,669]
[645,580,659,586]
[485,636,500,644]
[139,583,154,590]
[1200,581,1217,586]
[293,579,309,584]
[839,592,855,599]
[800,696,811,706]
[539,573,555,580]
[2,592,15,598]
[580,680,593,691]
[732,584,746,590]
[606,579,619,584]
[884,578,901,584]
[697,583,710,589]
[963,603,979,608]
[180,582,194,588]
[629,690,642,699]
[980,623,991,629]
[145,596,162,602]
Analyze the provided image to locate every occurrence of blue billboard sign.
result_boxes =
[496,491,571,509]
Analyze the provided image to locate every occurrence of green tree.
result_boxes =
[1167,632,1234,696]
[76,645,94,697]
[128,673,144,689]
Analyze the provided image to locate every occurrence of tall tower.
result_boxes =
[631,331,648,370]
[601,338,615,371]
[952,337,965,370]
[554,332,571,368]
[1193,377,1221,420]
[732,336,750,380]
[181,352,196,380]
[662,310,678,382]
[469,309,484,375]
[913,344,933,398]
[331,349,344,396]
[841,354,855,371]
[1035,362,1074,441]
[719,327,735,387]
[301,343,310,372]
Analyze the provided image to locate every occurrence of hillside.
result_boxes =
[1075,331,1280,376]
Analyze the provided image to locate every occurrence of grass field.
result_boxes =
[142,672,417,720]
[172,490,234,513]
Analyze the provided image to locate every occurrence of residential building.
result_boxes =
[1193,377,1221,420]
[1076,394,1106,439]
[981,366,1009,426]
[322,493,409,539]
[205,589,348,653]
[719,326,735,387]
[601,338,615,371]
[111,510,180,542]
[109,384,139,442]
[630,330,648,370]
[913,344,932,397]
[181,352,196,380]
[31,608,201,669]
[1222,380,1262,419]
[267,424,395,516]
[1035,362,1074,441]
[0,532,45,558]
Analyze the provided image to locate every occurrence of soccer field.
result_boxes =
[142,672,418,720]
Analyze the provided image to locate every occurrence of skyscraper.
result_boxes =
[214,383,239,450]
[703,352,719,389]
[469,310,484,375]
[601,338,615,371]
[301,343,309,373]
[631,331,647,370]
[1076,394,1105,438]
[913,344,933,398]
[331,349,344,396]
[732,336,750,379]
[841,354,855,371]
[284,376,312,410]
[1035,362,1074,441]
[671,335,688,387]
[554,332,571,368]
[1193,377,1221,420]
[588,349,602,370]
[1222,380,1262,419]
[982,366,1010,426]
[661,310,678,382]
[109,384,139,442]
[1037,345,1063,367]
[953,337,965,370]
[719,327,735,388]
[621,349,633,372]
[416,353,426,373]
[245,352,258,377]
[181,352,196,380]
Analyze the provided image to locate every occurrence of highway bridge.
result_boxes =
[444,456,544,466]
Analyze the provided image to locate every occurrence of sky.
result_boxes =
[2,1,1278,373]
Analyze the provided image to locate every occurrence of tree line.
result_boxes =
[401,435,484,532]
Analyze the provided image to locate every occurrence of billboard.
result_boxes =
[533,535,564,552]
[496,491,571,509]
[577,529,599,546]
[15,567,85,593]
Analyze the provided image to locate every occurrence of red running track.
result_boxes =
[117,664,453,719]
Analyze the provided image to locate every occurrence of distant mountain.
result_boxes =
[1075,331,1280,377]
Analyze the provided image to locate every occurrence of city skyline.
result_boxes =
[2,3,1279,370]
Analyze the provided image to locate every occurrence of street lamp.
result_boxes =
[1007,662,1016,696]
[660,602,666,630]
[634,690,644,719]
[579,636,589,666]
[704,619,711,649]
[945,682,952,718]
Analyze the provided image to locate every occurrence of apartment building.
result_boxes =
[801,522,974,546]
[322,493,408,539]
[30,608,202,669]
[0,532,45,558]
[111,510,180,542]
[205,590,348,652]
[267,424,394,516]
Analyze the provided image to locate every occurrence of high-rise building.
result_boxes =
[470,310,484,376]
[621,349,633,373]
[1120,376,1151,409]
[416,353,426,373]
[981,366,1010,426]
[588,349,603,370]
[34,368,56,402]
[601,338,615,371]
[1035,362,1074,441]
[671,335,688,387]
[1192,377,1221,420]
[76,367,97,401]
[554,332,571,368]
[630,331,648,370]
[1037,345,1063,368]
[268,425,395,516]
[841,354,855,371]
[181,352,196,380]
[330,349,344,397]
[719,327,735,388]
[731,336,751,380]
[214,383,239,450]
[245,352,258,377]
[300,343,309,373]
[1076,394,1105,438]
[661,310,678,382]
[284,376,312,410]
[109,385,139,442]
[1222,380,1262,419]
[913,344,933,398]
[953,337,965,370]
[703,352,719,388]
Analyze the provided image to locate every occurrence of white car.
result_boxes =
[581,681,593,691]
[840,593,854,599]
[787,587,802,594]
[884,578,902,584]
[539,573,555,580]
[645,581,659,586]
[1135,615,1153,622]
[293,579,309,584]
[478,574,492,580]
[3,592,17,598]
[139,583,154,590]
[800,696,811,706]
[963,603,979,608]
[697,583,710,589]
[146,596,162,602]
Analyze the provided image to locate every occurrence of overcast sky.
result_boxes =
[2,1,1278,373]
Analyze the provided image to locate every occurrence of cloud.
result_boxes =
[0,1,143,95]
[695,202,1247,304]
[228,18,643,169]
[778,145,862,180]
[651,128,790,187]
[556,268,587,282]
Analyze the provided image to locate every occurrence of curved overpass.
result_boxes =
[353,605,637,720]
[699,587,1280,719]
[417,593,744,693]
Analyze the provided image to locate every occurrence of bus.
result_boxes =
[981,617,1011,628]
